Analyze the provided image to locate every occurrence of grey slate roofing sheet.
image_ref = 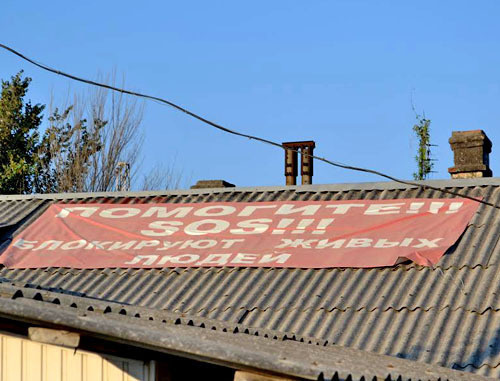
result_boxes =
[0,178,499,376]
[0,279,492,381]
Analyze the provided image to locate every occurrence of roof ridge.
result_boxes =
[0,177,499,201]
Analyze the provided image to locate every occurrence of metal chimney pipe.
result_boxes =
[301,144,314,185]
[284,148,298,185]
[282,141,316,185]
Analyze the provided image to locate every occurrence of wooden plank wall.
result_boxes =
[0,332,155,381]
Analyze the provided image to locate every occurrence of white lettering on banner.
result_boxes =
[33,240,62,251]
[168,254,200,264]
[185,219,230,235]
[156,239,245,251]
[99,208,141,219]
[291,219,314,234]
[429,202,445,214]
[231,253,258,264]
[179,240,195,249]
[61,240,87,250]
[157,254,201,265]
[364,203,405,215]
[56,206,99,218]
[85,241,113,250]
[182,240,217,249]
[2,199,475,269]
[399,238,414,247]
[312,218,335,234]
[446,202,464,214]
[16,237,446,255]
[156,255,173,265]
[134,240,160,250]
[51,201,465,223]
[259,254,291,264]
[274,237,445,249]
[194,206,236,217]
[275,204,321,216]
[140,206,193,218]
[123,253,292,266]
[271,218,294,235]
[108,241,137,250]
[275,239,318,249]
[13,239,38,250]
[141,221,182,236]
[345,238,372,248]
[124,255,158,265]
[316,239,346,249]
[406,202,425,214]
[220,239,245,248]
[373,239,400,248]
[230,219,272,234]
[325,204,365,214]
[238,205,277,217]
[413,238,442,248]
[157,241,183,251]
[24,238,249,253]
[195,254,231,265]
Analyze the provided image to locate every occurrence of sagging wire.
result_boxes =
[0,43,497,209]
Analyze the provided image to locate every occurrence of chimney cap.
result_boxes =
[282,140,316,149]
[449,130,492,150]
[190,180,235,189]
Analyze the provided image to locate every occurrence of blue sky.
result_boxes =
[1,1,500,188]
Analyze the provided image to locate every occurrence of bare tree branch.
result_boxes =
[140,160,184,191]
[36,73,153,193]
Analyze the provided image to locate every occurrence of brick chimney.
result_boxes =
[191,180,235,189]
[448,130,492,179]
[282,141,316,185]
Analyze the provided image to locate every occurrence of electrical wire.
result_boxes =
[1,42,498,209]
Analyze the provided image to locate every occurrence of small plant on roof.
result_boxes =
[412,111,435,181]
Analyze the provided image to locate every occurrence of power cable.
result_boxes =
[1,42,498,209]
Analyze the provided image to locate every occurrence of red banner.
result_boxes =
[0,199,479,268]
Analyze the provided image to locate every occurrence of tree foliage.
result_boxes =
[412,113,434,181]
[34,105,104,193]
[0,72,44,194]
[0,71,182,195]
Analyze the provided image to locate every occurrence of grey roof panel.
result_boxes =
[0,280,493,381]
[241,307,500,375]
[0,198,45,227]
[2,266,499,314]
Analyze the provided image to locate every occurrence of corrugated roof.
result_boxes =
[0,178,499,376]
[0,279,492,381]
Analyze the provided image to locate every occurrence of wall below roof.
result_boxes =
[0,330,155,381]
[0,317,237,381]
